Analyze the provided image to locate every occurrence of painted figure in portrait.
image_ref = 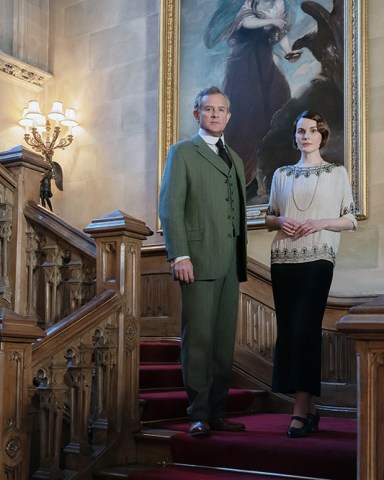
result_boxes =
[180,0,344,207]
[204,0,302,203]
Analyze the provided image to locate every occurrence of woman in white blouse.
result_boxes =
[265,110,356,438]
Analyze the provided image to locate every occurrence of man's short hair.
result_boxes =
[193,86,231,112]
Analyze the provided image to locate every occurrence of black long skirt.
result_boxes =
[271,260,334,396]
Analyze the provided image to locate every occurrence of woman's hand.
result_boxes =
[278,216,300,236]
[294,219,325,237]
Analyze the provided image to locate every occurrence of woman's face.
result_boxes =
[295,118,322,154]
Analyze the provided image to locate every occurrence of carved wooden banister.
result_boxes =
[23,201,97,328]
[0,145,152,478]
[32,289,119,363]
[30,290,121,478]
[26,211,152,478]
[0,146,98,326]
[337,295,384,480]
[24,201,96,259]
[0,308,45,479]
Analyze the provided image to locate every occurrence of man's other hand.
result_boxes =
[173,258,194,283]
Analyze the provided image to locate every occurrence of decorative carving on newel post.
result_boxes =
[84,210,153,464]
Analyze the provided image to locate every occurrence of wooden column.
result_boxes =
[0,308,45,479]
[0,146,50,316]
[84,210,152,464]
[337,295,384,480]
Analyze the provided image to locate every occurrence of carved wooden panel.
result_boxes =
[140,250,180,338]
[238,294,276,362]
[322,331,357,383]
[0,345,31,480]
[0,173,15,307]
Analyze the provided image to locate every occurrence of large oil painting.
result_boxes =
[157,0,367,228]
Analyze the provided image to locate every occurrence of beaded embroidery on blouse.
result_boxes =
[281,162,338,178]
[271,244,336,264]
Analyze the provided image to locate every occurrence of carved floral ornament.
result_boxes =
[0,52,52,92]
[5,436,21,460]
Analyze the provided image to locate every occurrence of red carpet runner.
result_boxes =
[134,342,357,480]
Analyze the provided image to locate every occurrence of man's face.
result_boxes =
[193,93,231,137]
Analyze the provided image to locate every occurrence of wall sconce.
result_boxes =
[19,100,79,211]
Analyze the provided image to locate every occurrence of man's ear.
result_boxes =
[193,110,199,122]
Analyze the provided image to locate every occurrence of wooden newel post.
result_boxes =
[0,146,50,316]
[337,295,384,480]
[0,308,45,479]
[84,210,153,463]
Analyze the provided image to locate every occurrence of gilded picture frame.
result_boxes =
[157,0,367,229]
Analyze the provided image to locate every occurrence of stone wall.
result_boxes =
[0,0,382,296]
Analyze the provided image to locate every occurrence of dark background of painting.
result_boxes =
[178,0,343,206]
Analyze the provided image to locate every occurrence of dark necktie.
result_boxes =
[216,138,232,169]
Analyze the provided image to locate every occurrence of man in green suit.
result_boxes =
[159,86,247,436]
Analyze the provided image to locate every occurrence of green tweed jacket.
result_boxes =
[159,134,247,281]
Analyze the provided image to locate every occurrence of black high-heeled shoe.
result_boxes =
[287,415,308,438]
[307,412,320,433]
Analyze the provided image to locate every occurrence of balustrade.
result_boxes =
[25,208,152,478]
[24,221,97,328]
[0,145,153,479]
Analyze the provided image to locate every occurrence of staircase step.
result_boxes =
[135,413,356,480]
[169,414,356,480]
[140,342,180,363]
[127,464,323,479]
[103,342,356,480]
[134,341,354,478]
[93,464,154,479]
[94,463,315,479]
[140,364,183,390]
[140,388,262,423]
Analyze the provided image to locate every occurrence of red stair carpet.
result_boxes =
[129,464,326,479]
[134,342,357,480]
[139,342,259,422]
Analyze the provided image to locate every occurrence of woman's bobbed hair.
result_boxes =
[293,110,330,149]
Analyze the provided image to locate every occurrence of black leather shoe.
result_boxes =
[188,420,211,437]
[209,418,245,432]
[307,412,320,433]
[287,415,308,438]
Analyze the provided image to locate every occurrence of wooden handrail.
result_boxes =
[25,201,96,260]
[32,289,120,363]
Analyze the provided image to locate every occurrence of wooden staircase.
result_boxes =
[93,341,357,480]
[0,146,383,479]
[93,340,269,479]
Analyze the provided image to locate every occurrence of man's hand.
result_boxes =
[173,258,194,283]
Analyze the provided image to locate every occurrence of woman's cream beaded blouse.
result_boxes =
[267,162,357,265]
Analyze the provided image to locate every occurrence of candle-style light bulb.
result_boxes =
[19,107,33,133]
[61,108,78,135]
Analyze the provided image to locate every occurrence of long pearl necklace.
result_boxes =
[291,161,323,212]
